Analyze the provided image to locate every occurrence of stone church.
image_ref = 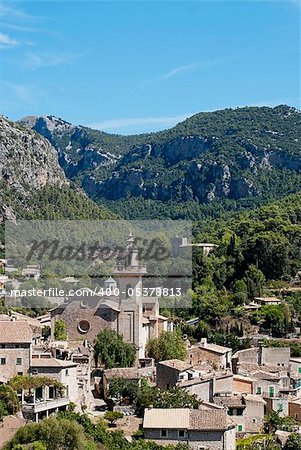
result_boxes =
[50,233,172,358]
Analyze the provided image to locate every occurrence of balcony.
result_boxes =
[22,397,69,414]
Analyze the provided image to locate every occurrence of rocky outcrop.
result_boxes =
[0,116,66,193]
[0,116,67,220]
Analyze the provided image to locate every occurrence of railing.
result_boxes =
[22,397,69,413]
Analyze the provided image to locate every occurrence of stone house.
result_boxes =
[30,355,78,403]
[156,359,233,401]
[187,338,232,370]
[252,370,290,398]
[214,393,266,435]
[289,357,301,379]
[178,373,233,403]
[232,346,290,374]
[265,396,289,417]
[233,375,254,394]
[0,320,34,382]
[156,359,193,390]
[143,406,236,450]
[254,297,281,306]
[289,397,301,421]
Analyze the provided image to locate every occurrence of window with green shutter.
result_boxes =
[269,386,274,397]
[278,403,283,412]
[237,425,243,432]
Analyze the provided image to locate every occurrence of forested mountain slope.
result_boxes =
[20,105,301,219]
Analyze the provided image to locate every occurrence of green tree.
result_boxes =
[136,382,201,411]
[244,265,265,299]
[0,385,20,419]
[146,331,186,363]
[284,433,301,450]
[54,319,67,341]
[42,326,51,341]
[108,378,138,403]
[94,330,136,369]
[4,417,86,450]
[104,411,124,427]
[264,410,283,434]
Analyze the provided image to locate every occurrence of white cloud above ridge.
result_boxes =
[87,113,195,131]
[139,56,236,87]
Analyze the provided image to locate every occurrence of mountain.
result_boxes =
[0,116,115,222]
[19,105,301,219]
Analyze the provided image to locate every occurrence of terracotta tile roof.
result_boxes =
[214,395,245,408]
[0,320,33,343]
[251,370,280,381]
[201,343,232,354]
[103,367,155,380]
[31,357,77,368]
[189,409,228,430]
[158,359,192,371]
[143,408,229,431]
[143,408,190,429]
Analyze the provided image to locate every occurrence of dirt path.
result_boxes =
[0,415,25,449]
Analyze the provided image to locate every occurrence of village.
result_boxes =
[0,235,300,449]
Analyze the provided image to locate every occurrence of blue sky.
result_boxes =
[0,0,300,134]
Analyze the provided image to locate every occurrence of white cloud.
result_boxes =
[88,113,195,131]
[0,31,19,48]
[140,56,235,87]
[19,51,80,70]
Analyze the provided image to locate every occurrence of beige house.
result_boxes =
[232,346,290,374]
[0,320,34,382]
[214,393,266,435]
[254,297,281,306]
[188,338,232,369]
[233,375,254,394]
[143,406,236,450]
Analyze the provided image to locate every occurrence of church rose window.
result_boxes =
[78,320,91,333]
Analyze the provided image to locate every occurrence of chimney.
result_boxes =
[200,338,207,348]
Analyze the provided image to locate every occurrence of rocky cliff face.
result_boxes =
[19,115,135,180]
[0,116,66,192]
[19,106,301,217]
[0,116,114,221]
[0,116,67,220]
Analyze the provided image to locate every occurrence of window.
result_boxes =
[16,358,22,365]
[77,320,90,334]
[49,386,54,399]
[269,386,275,397]
[17,372,23,376]
[278,403,283,413]
[298,367,301,374]
[0,358,6,365]
[65,369,69,376]
[160,430,168,438]
[237,425,243,432]
[252,419,256,423]
[237,408,243,416]
[256,387,262,395]
[178,430,185,438]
